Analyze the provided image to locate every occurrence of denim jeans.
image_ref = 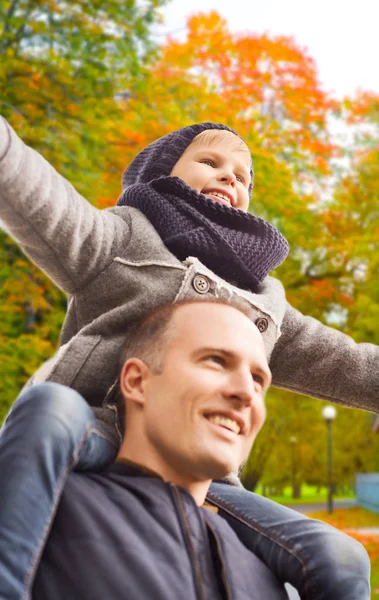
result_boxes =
[0,383,117,599]
[207,483,371,600]
[0,384,371,600]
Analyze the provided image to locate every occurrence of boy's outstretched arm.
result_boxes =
[270,302,379,413]
[0,117,131,294]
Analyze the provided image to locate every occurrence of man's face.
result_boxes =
[141,303,270,482]
[170,131,252,211]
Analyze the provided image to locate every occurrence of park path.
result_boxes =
[344,527,379,535]
[284,499,356,514]
[285,500,379,538]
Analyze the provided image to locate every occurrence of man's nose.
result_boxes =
[225,369,255,407]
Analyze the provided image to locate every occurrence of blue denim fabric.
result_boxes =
[0,383,117,599]
[208,482,371,600]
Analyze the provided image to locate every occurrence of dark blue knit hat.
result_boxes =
[122,122,254,196]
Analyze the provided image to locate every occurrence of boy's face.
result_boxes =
[170,130,252,211]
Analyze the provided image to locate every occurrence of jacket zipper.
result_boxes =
[204,521,233,600]
[169,483,207,600]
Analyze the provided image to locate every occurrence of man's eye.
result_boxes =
[252,373,264,387]
[207,355,225,366]
[201,159,215,167]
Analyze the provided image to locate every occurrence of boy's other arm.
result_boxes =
[0,117,130,293]
[270,302,379,414]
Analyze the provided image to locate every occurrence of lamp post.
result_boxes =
[289,436,297,499]
[322,405,337,514]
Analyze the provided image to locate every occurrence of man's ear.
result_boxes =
[120,358,150,407]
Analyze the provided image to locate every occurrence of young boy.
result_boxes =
[0,117,375,599]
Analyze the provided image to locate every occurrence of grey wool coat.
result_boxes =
[1,117,378,445]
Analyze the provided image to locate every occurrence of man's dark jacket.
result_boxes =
[33,462,287,599]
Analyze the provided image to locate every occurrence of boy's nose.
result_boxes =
[219,172,236,186]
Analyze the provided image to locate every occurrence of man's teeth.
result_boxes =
[208,415,240,434]
[206,192,231,204]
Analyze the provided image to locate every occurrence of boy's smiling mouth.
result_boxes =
[202,188,235,207]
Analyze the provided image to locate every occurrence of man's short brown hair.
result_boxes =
[116,298,252,431]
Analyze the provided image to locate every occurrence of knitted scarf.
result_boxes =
[117,176,289,291]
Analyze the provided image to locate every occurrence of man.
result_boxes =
[32,299,288,599]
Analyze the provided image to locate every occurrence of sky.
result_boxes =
[158,0,379,99]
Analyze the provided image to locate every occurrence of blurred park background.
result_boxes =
[0,0,378,595]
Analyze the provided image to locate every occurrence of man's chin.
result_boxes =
[196,456,239,483]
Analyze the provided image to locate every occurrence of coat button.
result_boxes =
[255,317,269,333]
[192,274,210,294]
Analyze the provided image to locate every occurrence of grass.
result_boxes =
[254,484,355,505]
[305,507,379,598]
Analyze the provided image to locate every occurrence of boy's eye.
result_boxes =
[236,174,247,185]
[201,159,216,167]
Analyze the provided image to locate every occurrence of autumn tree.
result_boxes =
[243,94,379,492]
[0,0,167,184]
[0,0,166,421]
[329,93,379,344]
[101,11,337,188]
[242,391,379,495]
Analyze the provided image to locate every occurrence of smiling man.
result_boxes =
[117,298,269,505]
[32,299,287,600]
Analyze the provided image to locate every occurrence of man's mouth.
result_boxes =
[202,189,234,207]
[206,414,241,435]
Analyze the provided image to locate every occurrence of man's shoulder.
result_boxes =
[62,462,164,508]
[59,462,189,526]
[54,468,129,532]
[35,467,202,600]
[48,464,178,550]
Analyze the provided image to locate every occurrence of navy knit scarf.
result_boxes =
[117,176,289,291]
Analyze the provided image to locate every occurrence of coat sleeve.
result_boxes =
[0,117,130,294]
[270,302,379,414]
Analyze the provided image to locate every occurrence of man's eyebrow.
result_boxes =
[196,346,234,358]
[196,346,271,385]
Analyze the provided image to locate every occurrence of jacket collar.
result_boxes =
[110,457,163,480]
[109,459,217,511]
